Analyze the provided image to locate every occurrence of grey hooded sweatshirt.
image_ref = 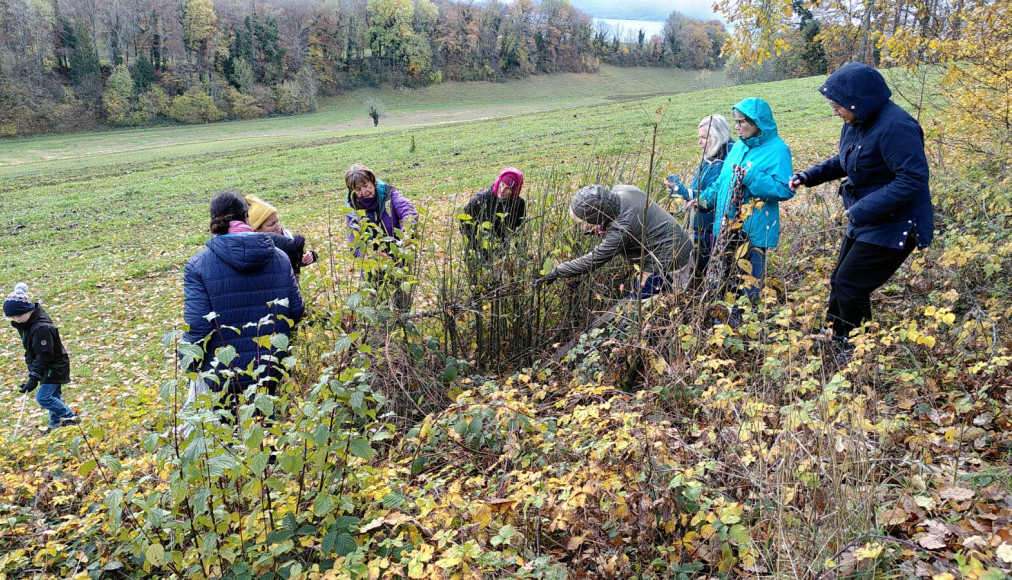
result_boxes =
[550,185,692,279]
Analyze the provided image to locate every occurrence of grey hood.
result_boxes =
[552,184,692,280]
[571,185,621,225]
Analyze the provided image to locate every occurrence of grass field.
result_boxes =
[0,72,838,437]
[0,65,724,181]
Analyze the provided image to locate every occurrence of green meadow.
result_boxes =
[0,65,724,180]
[0,71,840,303]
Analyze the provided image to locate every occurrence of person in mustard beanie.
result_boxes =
[245,195,318,278]
[4,282,77,433]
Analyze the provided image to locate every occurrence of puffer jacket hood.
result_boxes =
[733,97,779,148]
[207,232,278,272]
[182,232,305,393]
[819,62,892,123]
[571,185,621,225]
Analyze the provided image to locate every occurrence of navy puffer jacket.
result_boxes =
[800,62,933,250]
[183,233,305,391]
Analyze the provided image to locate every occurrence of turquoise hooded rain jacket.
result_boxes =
[698,97,794,248]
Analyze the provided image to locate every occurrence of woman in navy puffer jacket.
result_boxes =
[183,191,305,412]
[790,62,933,349]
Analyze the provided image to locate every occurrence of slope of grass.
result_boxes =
[0,65,722,180]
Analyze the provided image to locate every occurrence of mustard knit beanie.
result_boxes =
[245,195,278,230]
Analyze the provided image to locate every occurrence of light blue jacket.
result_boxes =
[673,141,733,234]
[698,98,794,248]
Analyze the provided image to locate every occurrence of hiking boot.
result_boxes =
[61,413,80,426]
[823,338,853,370]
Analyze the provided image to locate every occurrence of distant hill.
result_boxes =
[568,0,719,22]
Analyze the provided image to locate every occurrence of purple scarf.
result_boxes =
[493,167,524,198]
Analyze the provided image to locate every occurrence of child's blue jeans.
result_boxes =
[36,383,75,427]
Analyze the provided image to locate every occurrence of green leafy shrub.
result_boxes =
[223,86,266,119]
[168,88,225,124]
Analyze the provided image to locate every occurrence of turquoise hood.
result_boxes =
[734,97,780,149]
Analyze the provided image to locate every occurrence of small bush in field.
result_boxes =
[169,88,225,124]
[365,98,386,126]
[223,86,266,119]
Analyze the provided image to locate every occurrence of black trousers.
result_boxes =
[827,235,914,339]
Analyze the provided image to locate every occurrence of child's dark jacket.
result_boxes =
[11,304,71,384]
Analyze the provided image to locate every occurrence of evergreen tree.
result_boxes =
[792,0,827,75]
[69,21,101,86]
[132,55,156,92]
[255,15,285,85]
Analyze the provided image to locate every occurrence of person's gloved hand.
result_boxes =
[789,172,809,191]
[19,378,39,394]
[533,272,558,290]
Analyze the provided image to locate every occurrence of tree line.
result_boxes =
[715,0,979,83]
[0,0,728,137]
[710,0,1009,171]
[592,11,726,70]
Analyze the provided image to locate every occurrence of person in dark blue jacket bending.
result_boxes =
[790,62,933,351]
[182,191,305,417]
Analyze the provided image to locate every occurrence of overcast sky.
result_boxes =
[567,0,720,23]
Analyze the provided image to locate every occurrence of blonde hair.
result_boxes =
[698,115,732,159]
[345,163,377,192]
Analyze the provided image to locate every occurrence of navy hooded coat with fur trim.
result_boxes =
[800,62,933,250]
[182,233,305,392]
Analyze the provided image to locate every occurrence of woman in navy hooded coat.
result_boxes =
[790,62,933,346]
[183,191,305,413]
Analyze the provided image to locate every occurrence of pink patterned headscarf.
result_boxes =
[492,167,524,198]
